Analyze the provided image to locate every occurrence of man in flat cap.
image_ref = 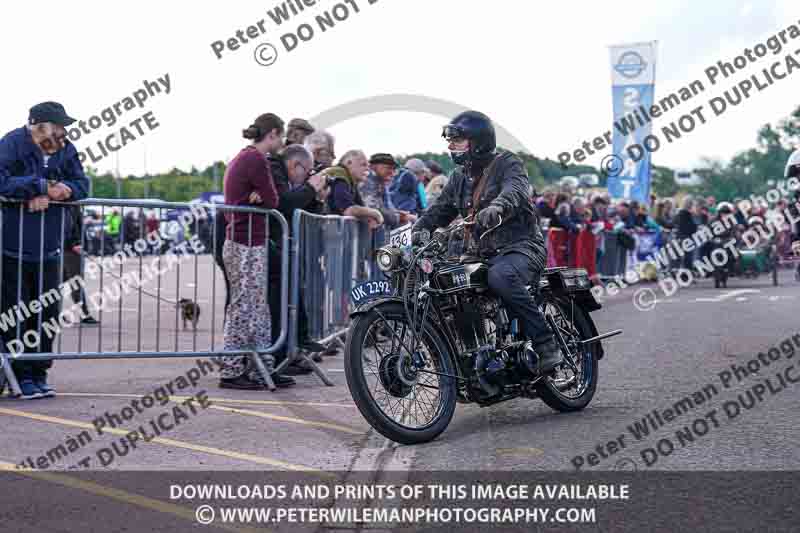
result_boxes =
[0,101,90,399]
[361,153,416,230]
[359,154,415,282]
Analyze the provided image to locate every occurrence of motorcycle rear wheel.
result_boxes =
[535,296,599,412]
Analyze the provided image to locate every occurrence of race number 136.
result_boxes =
[390,224,413,249]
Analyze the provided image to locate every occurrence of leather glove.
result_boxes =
[477,205,503,229]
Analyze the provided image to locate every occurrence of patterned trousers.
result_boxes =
[217,240,274,381]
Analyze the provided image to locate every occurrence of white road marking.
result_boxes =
[718,289,761,300]
[695,289,761,303]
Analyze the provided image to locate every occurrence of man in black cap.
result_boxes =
[0,101,90,399]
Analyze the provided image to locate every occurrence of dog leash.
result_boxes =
[80,252,183,306]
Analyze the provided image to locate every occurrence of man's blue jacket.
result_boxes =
[0,126,90,262]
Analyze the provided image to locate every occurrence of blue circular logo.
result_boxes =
[615,51,647,79]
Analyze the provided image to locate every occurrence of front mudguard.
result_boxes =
[350,296,405,318]
[348,297,466,381]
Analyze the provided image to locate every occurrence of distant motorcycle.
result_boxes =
[711,236,779,288]
[344,216,621,444]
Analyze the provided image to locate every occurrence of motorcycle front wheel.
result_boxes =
[344,302,457,445]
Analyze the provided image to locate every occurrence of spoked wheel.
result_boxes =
[535,296,599,412]
[344,302,457,445]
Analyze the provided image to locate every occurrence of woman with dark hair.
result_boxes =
[217,113,295,390]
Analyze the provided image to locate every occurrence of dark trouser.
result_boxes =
[62,250,90,314]
[487,252,551,343]
[267,245,311,365]
[0,255,61,379]
[678,235,694,271]
[698,242,713,276]
[682,249,695,271]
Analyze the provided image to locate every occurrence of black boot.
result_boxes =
[219,375,264,390]
[532,335,563,375]
[271,373,296,388]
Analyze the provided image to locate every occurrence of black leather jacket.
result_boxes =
[413,150,546,269]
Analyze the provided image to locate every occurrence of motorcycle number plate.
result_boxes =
[389,224,413,249]
[451,268,468,287]
[350,280,393,306]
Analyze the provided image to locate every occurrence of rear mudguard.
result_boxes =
[539,290,605,360]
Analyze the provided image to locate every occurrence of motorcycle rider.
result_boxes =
[786,148,800,183]
[411,111,563,375]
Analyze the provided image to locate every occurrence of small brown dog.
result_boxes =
[178,298,201,330]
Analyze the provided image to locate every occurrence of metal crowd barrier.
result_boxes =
[0,198,290,395]
[596,231,627,279]
[543,224,688,282]
[281,210,377,386]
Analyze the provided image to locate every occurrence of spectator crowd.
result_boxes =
[4,101,798,399]
[78,112,800,390]
[534,186,799,283]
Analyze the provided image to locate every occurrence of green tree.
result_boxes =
[650,164,678,197]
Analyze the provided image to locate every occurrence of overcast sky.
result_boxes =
[1,0,797,177]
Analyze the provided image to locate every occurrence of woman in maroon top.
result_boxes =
[217,113,294,389]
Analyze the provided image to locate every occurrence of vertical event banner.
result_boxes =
[608,41,658,203]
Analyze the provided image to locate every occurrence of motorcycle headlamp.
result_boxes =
[376,247,401,272]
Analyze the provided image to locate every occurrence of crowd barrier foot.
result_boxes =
[274,351,335,387]
[250,352,277,392]
[327,336,346,352]
[0,353,22,397]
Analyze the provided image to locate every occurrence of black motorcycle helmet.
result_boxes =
[786,149,800,179]
[442,110,496,167]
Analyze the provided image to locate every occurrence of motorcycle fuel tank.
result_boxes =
[434,262,489,294]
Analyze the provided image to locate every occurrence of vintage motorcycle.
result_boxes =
[344,216,621,444]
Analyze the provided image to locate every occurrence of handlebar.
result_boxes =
[478,215,503,242]
[417,213,504,256]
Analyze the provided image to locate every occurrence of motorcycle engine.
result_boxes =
[449,294,499,352]
[450,295,523,399]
